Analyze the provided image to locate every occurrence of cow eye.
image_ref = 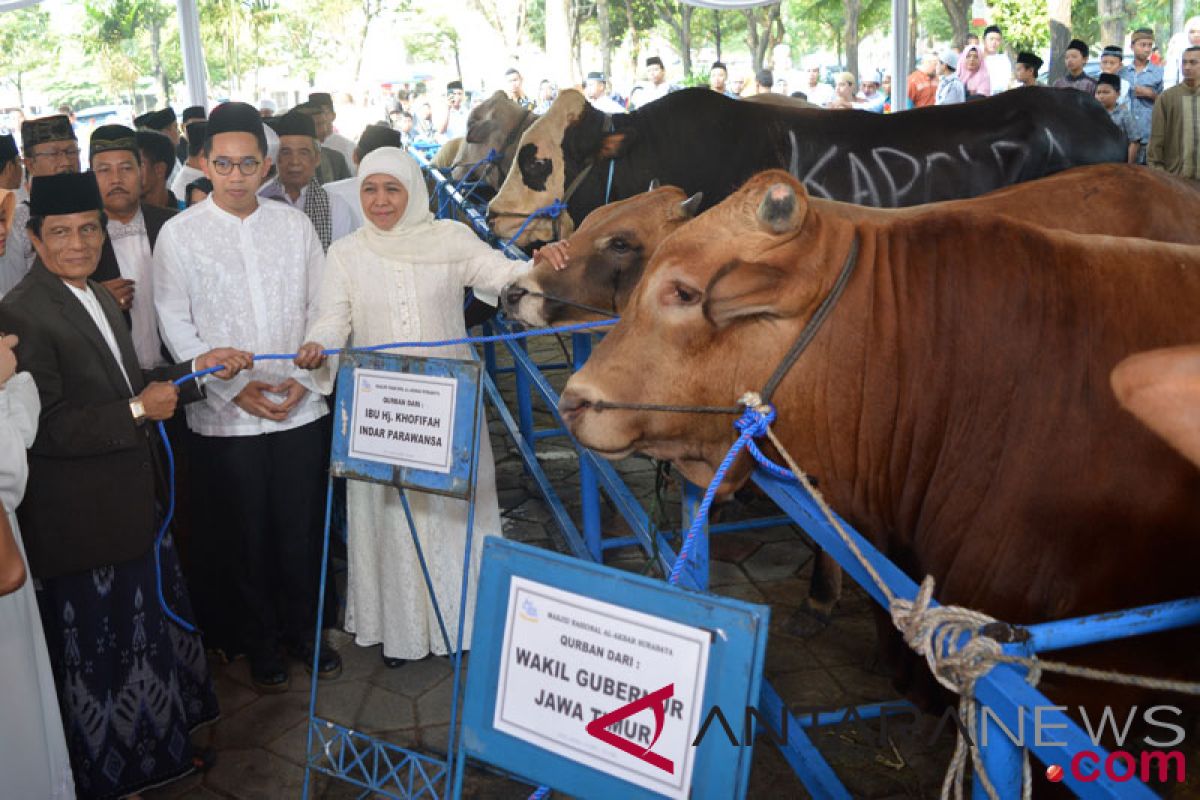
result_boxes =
[666,281,701,306]
[608,238,630,253]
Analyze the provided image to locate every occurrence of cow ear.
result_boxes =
[598,129,636,159]
[757,181,806,235]
[703,261,789,329]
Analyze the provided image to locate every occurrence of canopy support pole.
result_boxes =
[177,0,207,108]
[891,0,909,111]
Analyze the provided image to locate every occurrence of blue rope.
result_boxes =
[668,403,791,586]
[504,200,568,247]
[152,317,616,633]
[604,159,615,205]
[453,148,500,196]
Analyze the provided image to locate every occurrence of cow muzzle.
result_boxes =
[501,280,547,327]
[559,382,637,458]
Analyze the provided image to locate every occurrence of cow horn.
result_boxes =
[678,192,704,219]
[758,183,799,234]
[648,178,661,191]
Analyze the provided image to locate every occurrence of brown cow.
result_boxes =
[449,91,537,191]
[504,164,1200,327]
[559,169,1200,722]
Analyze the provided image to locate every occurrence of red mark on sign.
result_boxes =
[585,683,675,774]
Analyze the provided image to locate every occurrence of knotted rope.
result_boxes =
[503,200,568,248]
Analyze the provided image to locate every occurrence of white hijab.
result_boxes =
[356,147,486,264]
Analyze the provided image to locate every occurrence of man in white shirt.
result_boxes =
[322,124,403,227]
[633,56,674,108]
[258,110,357,253]
[88,124,177,370]
[154,101,340,693]
[169,121,207,201]
[803,63,836,107]
[982,25,1013,95]
[584,72,626,115]
[440,81,470,140]
[308,92,358,177]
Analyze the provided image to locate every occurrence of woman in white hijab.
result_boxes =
[0,186,76,799]
[296,148,564,665]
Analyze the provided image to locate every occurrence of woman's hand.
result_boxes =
[532,240,570,272]
[294,342,327,370]
[0,334,17,388]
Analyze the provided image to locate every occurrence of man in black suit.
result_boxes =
[0,171,252,798]
[90,124,176,368]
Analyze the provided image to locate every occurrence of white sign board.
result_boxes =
[347,368,457,474]
[493,577,711,799]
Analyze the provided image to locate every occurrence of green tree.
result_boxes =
[402,14,463,81]
[82,0,178,106]
[0,6,58,108]
[990,0,1050,54]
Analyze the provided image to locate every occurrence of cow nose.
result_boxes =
[558,387,594,422]
[502,283,528,313]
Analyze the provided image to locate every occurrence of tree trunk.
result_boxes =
[1098,0,1125,49]
[151,22,169,103]
[714,11,722,61]
[679,3,693,76]
[547,0,572,84]
[597,0,612,79]
[744,9,761,70]
[939,0,970,48]
[1172,0,1185,36]
[1048,0,1071,83]
[15,73,23,111]
[623,0,640,74]
[844,0,861,80]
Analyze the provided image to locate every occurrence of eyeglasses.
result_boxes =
[209,156,263,176]
[28,146,80,161]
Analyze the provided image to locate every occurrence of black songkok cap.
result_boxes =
[1096,72,1121,90]
[308,92,334,110]
[711,61,727,72]
[21,114,75,152]
[1016,52,1043,71]
[984,25,1001,37]
[0,134,17,160]
[185,121,207,156]
[1067,39,1089,58]
[134,107,177,131]
[207,101,265,138]
[1102,45,1123,58]
[89,124,139,159]
[272,110,316,138]
[447,80,464,92]
[181,105,206,123]
[357,124,402,157]
[29,172,102,217]
[586,72,605,82]
[646,56,664,68]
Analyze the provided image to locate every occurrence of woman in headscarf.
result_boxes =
[957,44,992,98]
[295,148,566,667]
[0,186,75,799]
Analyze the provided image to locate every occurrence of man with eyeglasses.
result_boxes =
[3,115,82,289]
[154,101,340,693]
[258,110,356,253]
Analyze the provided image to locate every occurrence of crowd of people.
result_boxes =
[0,94,569,799]
[0,17,1198,800]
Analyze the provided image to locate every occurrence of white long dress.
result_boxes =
[304,229,530,659]
[0,372,75,799]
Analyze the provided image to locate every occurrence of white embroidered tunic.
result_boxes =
[303,228,530,659]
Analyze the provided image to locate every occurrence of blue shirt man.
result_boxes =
[1120,29,1164,162]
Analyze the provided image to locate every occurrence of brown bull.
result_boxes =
[559,169,1200,730]
[504,164,1200,327]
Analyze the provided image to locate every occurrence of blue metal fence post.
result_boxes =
[571,333,602,560]
[514,338,535,445]
[302,477,336,799]
[680,481,710,591]
[974,644,1030,800]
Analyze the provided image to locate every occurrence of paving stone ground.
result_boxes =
[144,335,1197,800]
